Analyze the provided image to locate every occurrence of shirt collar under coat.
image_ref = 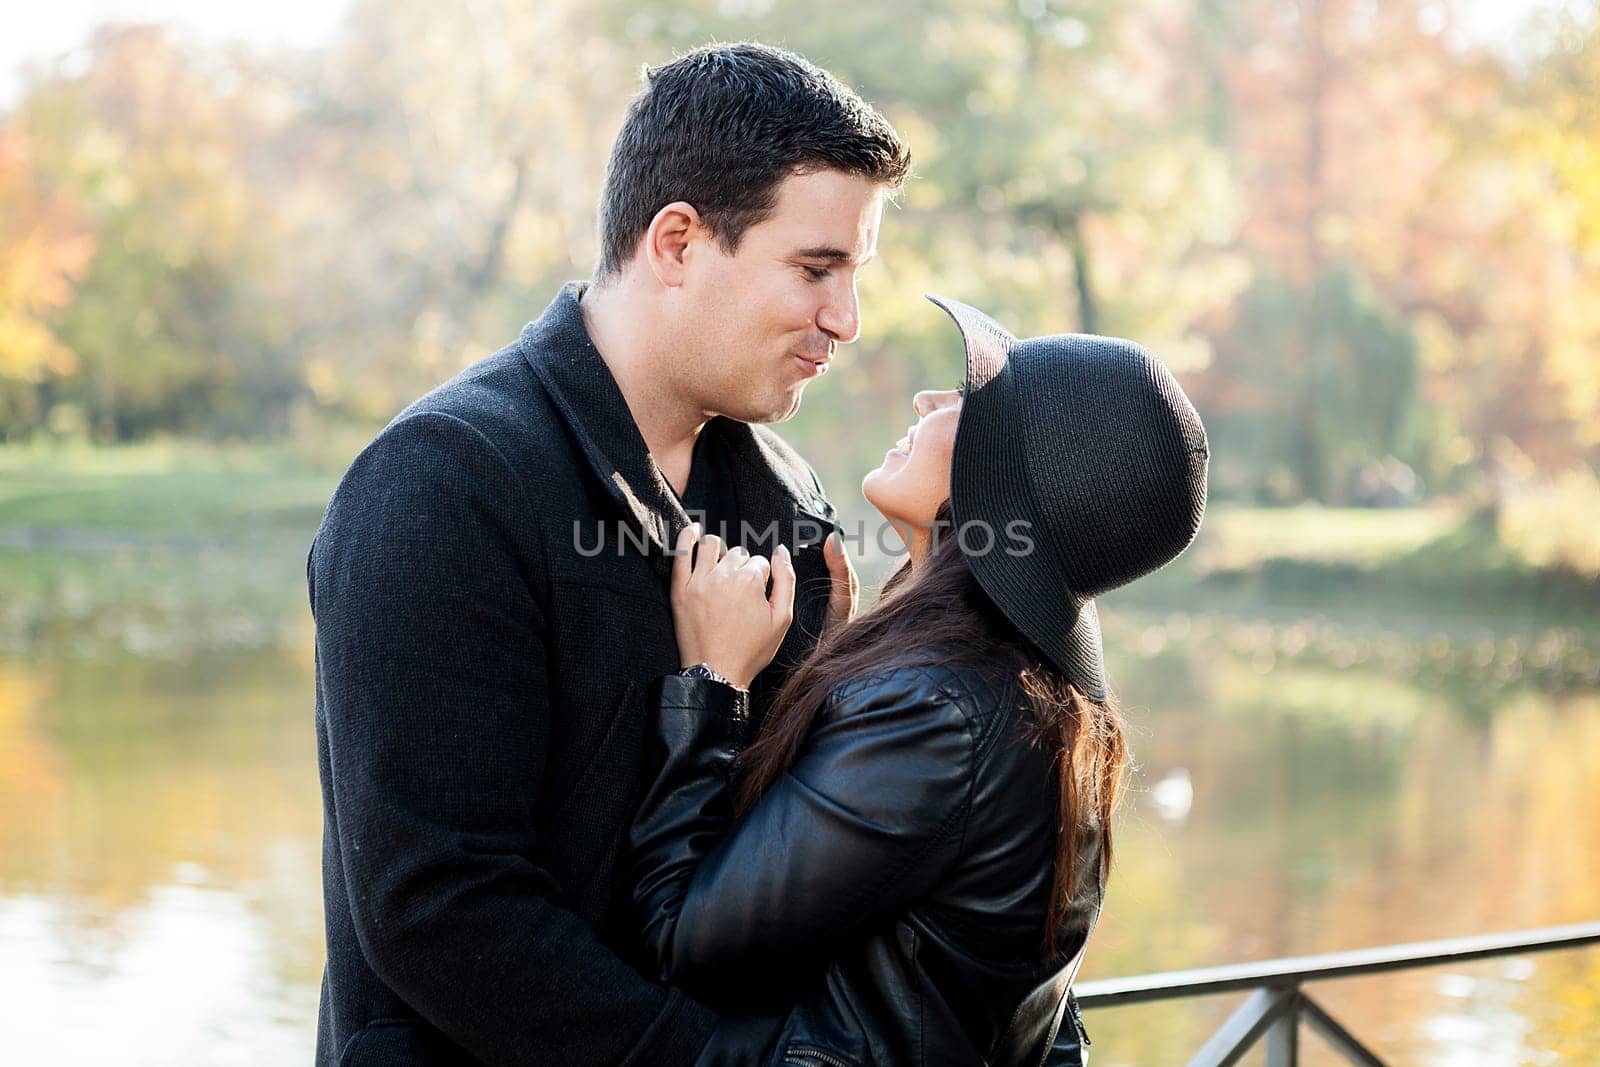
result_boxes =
[519,281,837,580]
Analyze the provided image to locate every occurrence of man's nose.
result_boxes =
[816,283,861,346]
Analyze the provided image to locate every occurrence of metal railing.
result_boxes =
[1073,920,1600,1066]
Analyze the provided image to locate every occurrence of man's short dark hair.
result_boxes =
[595,42,911,278]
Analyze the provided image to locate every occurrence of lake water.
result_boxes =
[1,537,1596,1065]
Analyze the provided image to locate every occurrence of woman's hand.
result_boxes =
[671,524,796,690]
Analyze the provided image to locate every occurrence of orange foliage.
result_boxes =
[0,126,97,379]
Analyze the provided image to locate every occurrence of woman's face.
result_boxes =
[862,387,963,532]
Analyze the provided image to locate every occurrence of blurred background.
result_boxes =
[1,0,1597,1063]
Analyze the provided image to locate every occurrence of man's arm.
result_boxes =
[312,410,714,1065]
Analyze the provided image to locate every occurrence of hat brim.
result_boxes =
[925,292,1109,701]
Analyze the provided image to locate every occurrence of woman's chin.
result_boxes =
[861,470,895,522]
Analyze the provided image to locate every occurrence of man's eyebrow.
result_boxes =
[794,246,875,265]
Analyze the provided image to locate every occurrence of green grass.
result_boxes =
[0,442,342,536]
[2,445,1595,654]
[1114,500,1600,626]
[1189,505,1461,571]
[0,445,1560,572]
[0,443,340,657]
[0,544,310,656]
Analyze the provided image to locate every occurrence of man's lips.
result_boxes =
[793,353,831,377]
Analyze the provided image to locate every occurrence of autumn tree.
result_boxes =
[272,0,637,421]
[1429,5,1600,479]
[11,24,300,440]
[0,124,96,438]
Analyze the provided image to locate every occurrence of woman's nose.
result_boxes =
[912,388,961,417]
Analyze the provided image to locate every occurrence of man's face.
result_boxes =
[678,168,885,424]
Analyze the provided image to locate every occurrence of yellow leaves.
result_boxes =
[307,363,342,404]
[1497,467,1600,576]
[0,126,97,383]
[0,309,80,378]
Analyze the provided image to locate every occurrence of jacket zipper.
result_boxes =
[783,1048,856,1067]
[1069,991,1091,1047]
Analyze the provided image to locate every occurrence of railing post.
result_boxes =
[1188,986,1297,1067]
[1264,985,1300,1067]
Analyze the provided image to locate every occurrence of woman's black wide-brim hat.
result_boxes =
[928,293,1210,701]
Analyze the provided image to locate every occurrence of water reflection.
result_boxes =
[1084,610,1600,1064]
[0,584,1596,1062]
[0,644,323,1063]
[2,887,317,1066]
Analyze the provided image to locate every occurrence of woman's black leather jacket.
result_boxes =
[629,661,1101,1066]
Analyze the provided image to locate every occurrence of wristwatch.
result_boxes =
[677,663,753,742]
[678,663,749,694]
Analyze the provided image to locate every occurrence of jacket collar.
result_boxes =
[519,281,833,565]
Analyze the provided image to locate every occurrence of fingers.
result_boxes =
[823,531,859,631]
[680,532,792,610]
[840,534,860,598]
[714,544,749,576]
[720,547,773,594]
[824,529,845,577]
[672,523,700,594]
[701,534,726,571]
[676,525,736,593]
[738,552,771,597]
[769,543,796,621]
[693,532,726,575]
[825,531,858,595]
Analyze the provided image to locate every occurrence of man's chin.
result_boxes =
[733,387,806,426]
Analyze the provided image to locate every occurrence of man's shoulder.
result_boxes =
[393,337,555,448]
[322,333,572,520]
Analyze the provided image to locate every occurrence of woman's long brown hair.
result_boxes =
[735,502,1129,955]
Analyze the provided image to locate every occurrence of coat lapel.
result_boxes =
[519,281,838,589]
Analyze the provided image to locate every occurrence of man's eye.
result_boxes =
[802,265,829,281]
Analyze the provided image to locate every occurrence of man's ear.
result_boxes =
[643,201,702,287]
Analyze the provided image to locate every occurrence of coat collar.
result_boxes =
[519,282,835,570]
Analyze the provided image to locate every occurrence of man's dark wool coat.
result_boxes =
[309,282,840,1065]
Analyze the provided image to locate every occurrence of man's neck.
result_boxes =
[579,278,706,497]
